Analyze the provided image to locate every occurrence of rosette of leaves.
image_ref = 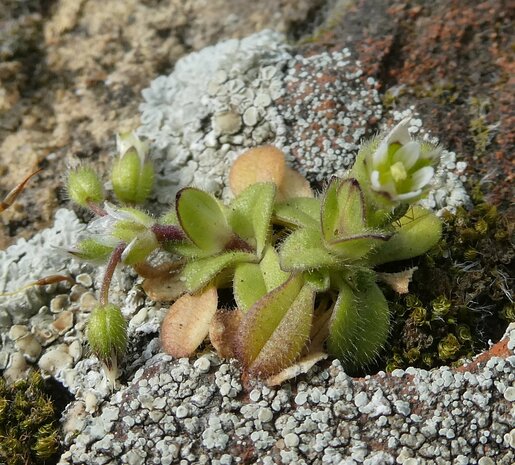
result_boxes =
[67,122,445,386]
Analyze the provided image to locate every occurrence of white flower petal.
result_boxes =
[386,118,412,145]
[104,202,133,221]
[117,132,149,162]
[394,190,422,201]
[121,237,138,262]
[87,215,116,235]
[393,141,420,169]
[411,166,434,190]
[372,143,388,165]
[370,171,382,190]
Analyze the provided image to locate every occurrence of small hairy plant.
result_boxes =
[0,372,60,465]
[67,120,446,384]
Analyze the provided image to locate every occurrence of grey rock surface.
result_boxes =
[59,328,515,465]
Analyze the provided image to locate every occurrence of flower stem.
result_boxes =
[87,201,107,217]
[100,243,126,306]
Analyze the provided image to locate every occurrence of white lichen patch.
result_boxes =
[138,30,469,214]
[59,324,515,465]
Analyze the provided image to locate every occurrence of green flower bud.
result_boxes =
[438,333,460,360]
[87,304,127,366]
[67,166,104,207]
[112,132,154,204]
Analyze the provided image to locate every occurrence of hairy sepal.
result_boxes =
[367,206,442,266]
[228,183,275,257]
[236,275,315,378]
[327,280,390,372]
[176,187,232,253]
[182,251,257,293]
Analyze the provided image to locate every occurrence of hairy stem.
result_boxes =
[87,201,107,217]
[100,243,126,305]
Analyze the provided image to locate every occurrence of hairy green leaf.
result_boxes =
[236,276,314,377]
[327,280,390,372]
[182,251,257,292]
[260,245,290,291]
[280,227,340,271]
[367,206,442,265]
[176,187,232,252]
[274,197,321,229]
[228,183,275,257]
[233,263,267,312]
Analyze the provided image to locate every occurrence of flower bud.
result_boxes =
[67,166,104,207]
[112,132,154,204]
[87,304,127,366]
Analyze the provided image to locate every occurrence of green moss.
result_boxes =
[0,372,60,465]
[468,97,495,159]
[381,185,514,372]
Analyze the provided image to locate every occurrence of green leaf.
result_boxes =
[260,245,290,291]
[303,269,330,292]
[228,183,276,257]
[233,263,267,313]
[320,177,341,240]
[273,197,321,229]
[233,247,290,313]
[326,234,390,261]
[182,251,257,292]
[176,188,232,252]
[322,178,367,240]
[327,280,390,372]
[236,276,314,377]
[280,227,340,271]
[367,206,442,266]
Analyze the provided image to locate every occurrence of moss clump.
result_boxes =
[381,192,514,372]
[0,372,60,465]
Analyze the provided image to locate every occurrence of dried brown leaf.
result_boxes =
[266,351,328,386]
[229,145,286,196]
[209,308,243,358]
[278,167,314,201]
[377,267,418,294]
[142,263,187,301]
[160,286,218,358]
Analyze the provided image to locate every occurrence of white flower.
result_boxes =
[116,131,150,164]
[367,118,441,202]
[87,203,157,264]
